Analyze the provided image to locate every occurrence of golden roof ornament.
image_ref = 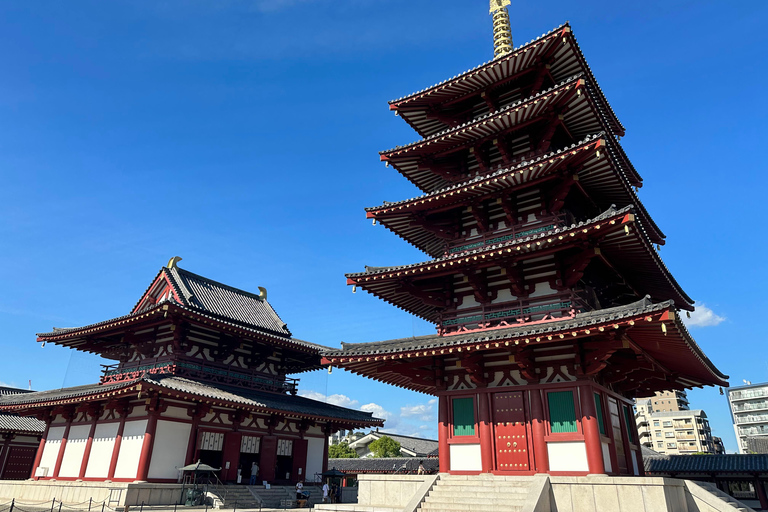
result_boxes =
[489,0,513,59]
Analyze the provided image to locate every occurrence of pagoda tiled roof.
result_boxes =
[0,375,383,427]
[326,296,665,357]
[645,454,768,474]
[389,23,625,139]
[0,386,35,396]
[381,74,637,194]
[347,204,692,320]
[367,133,663,256]
[323,296,728,391]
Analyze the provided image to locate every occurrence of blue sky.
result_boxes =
[1,0,767,450]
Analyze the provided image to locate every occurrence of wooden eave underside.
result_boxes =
[0,380,383,428]
[323,313,727,395]
[348,209,691,321]
[368,135,663,256]
[36,303,322,366]
[390,24,625,139]
[381,77,635,194]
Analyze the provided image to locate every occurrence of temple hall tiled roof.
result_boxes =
[0,375,383,427]
[164,267,291,337]
[0,413,45,434]
[351,432,438,457]
[0,386,35,396]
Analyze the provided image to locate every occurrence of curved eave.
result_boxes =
[368,135,663,256]
[382,77,626,194]
[323,303,723,394]
[36,302,322,356]
[390,24,624,138]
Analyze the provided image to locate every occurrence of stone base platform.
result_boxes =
[314,474,755,512]
[0,480,185,507]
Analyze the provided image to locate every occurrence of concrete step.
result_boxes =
[420,502,522,512]
[435,480,531,487]
[429,487,530,496]
[425,495,527,506]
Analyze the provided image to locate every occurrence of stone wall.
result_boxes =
[355,474,432,508]
[548,476,688,512]
[0,481,185,506]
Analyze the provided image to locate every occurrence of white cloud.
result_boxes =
[361,402,398,429]
[298,390,359,408]
[684,304,726,328]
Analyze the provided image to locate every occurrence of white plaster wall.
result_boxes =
[449,444,482,471]
[547,441,589,472]
[58,425,91,477]
[38,426,66,476]
[162,406,189,420]
[148,421,191,480]
[601,441,612,473]
[114,420,148,480]
[85,423,119,479]
[305,437,324,483]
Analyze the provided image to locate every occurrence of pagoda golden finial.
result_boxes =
[489,0,513,59]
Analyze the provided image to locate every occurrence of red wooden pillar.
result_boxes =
[260,436,278,482]
[52,416,73,478]
[185,417,201,466]
[438,395,450,473]
[135,412,158,481]
[107,415,127,480]
[477,392,493,473]
[755,476,768,510]
[579,385,606,475]
[31,421,50,479]
[78,410,100,479]
[528,389,549,474]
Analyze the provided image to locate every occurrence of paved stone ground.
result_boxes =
[0,504,317,512]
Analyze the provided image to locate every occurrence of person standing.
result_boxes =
[417,461,425,475]
[295,480,304,500]
[322,481,330,503]
[249,461,259,485]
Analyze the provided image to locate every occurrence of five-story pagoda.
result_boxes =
[323,3,728,476]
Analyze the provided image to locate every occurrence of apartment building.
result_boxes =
[636,390,690,412]
[636,399,717,454]
[728,382,768,454]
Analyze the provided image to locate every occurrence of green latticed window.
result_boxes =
[594,393,606,436]
[623,405,635,443]
[548,391,578,433]
[452,398,475,436]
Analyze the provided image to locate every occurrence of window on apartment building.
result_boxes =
[665,432,675,438]
[653,420,660,427]
[663,421,673,427]
[657,442,663,448]
[655,431,662,437]
[667,443,677,449]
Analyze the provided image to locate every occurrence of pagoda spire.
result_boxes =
[490,0,513,59]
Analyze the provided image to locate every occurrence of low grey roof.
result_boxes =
[0,375,383,427]
[166,267,291,337]
[325,296,667,357]
[328,457,439,474]
[644,410,707,419]
[355,432,438,457]
[645,454,768,474]
[0,413,45,434]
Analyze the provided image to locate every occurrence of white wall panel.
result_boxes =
[449,444,482,471]
[38,427,66,476]
[601,441,612,473]
[547,441,589,472]
[58,425,91,477]
[305,437,324,484]
[114,420,147,479]
[148,421,191,480]
[85,423,120,478]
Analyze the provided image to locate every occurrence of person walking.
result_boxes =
[295,480,304,500]
[249,461,259,485]
[322,481,330,503]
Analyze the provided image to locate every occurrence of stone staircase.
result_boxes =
[249,485,323,508]
[418,474,537,512]
[690,482,756,512]
[217,485,263,509]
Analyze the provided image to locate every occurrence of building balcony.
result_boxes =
[676,435,696,441]
[730,389,768,401]
[733,402,768,413]
[674,424,694,430]
[735,415,768,425]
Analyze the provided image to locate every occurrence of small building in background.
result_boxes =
[635,401,718,455]
[346,432,438,459]
[635,390,690,412]
[0,387,44,479]
[728,382,768,454]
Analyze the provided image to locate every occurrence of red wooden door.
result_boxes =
[607,398,629,474]
[493,391,530,472]
[1,446,37,480]
[291,439,308,482]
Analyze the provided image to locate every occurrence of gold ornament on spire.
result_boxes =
[489,0,513,59]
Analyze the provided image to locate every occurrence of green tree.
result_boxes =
[369,436,401,458]
[329,442,358,458]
